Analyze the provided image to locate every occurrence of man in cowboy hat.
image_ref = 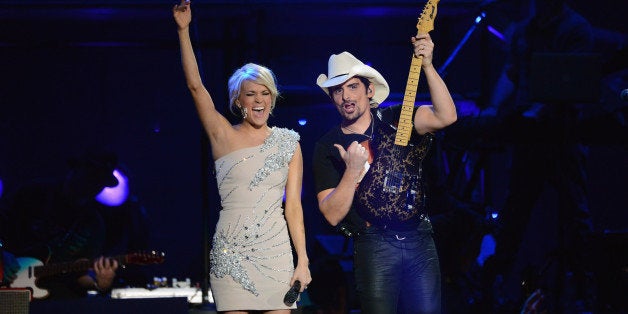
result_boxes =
[312,33,457,313]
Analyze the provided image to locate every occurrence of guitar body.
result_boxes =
[355,115,433,226]
[9,251,165,299]
[12,257,49,299]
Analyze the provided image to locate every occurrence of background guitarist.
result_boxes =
[0,148,121,299]
[312,28,457,314]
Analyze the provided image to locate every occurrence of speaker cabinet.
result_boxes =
[0,288,31,314]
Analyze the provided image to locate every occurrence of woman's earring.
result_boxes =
[240,106,248,119]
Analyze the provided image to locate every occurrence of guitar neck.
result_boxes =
[394,55,424,147]
[393,0,438,147]
[34,255,127,278]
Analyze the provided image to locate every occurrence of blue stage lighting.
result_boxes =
[476,234,496,266]
[491,211,499,219]
[96,169,129,206]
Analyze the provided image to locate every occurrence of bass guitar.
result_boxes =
[355,0,438,226]
[10,251,165,299]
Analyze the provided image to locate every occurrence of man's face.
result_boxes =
[330,77,374,123]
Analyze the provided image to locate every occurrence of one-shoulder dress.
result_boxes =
[209,127,300,311]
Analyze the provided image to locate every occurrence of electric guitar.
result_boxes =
[354,0,438,226]
[10,251,165,299]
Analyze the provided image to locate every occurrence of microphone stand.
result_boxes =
[438,11,487,78]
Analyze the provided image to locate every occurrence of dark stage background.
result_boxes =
[0,0,626,312]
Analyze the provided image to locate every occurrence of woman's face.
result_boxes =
[238,80,272,127]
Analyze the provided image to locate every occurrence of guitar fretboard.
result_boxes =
[394,57,424,146]
[34,255,128,278]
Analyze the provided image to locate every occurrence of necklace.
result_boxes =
[341,112,374,140]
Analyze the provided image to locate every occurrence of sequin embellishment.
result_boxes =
[210,231,259,295]
[249,128,299,190]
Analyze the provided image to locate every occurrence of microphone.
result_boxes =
[621,89,628,101]
[283,280,301,306]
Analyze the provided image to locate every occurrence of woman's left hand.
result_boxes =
[291,263,312,293]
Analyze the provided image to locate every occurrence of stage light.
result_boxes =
[0,178,3,199]
[298,118,307,126]
[484,206,499,220]
[476,234,496,266]
[96,169,129,206]
[487,25,505,42]
[475,12,486,24]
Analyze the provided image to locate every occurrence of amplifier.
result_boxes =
[0,288,31,314]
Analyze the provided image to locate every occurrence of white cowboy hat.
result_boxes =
[316,51,390,107]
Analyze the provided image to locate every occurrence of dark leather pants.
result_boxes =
[354,225,441,314]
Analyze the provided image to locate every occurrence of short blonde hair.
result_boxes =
[228,63,280,117]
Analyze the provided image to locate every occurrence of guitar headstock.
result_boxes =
[125,251,166,265]
[416,0,440,35]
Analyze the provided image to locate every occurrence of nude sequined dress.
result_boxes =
[209,127,299,311]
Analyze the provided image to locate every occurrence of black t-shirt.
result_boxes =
[313,105,434,232]
[313,127,368,194]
